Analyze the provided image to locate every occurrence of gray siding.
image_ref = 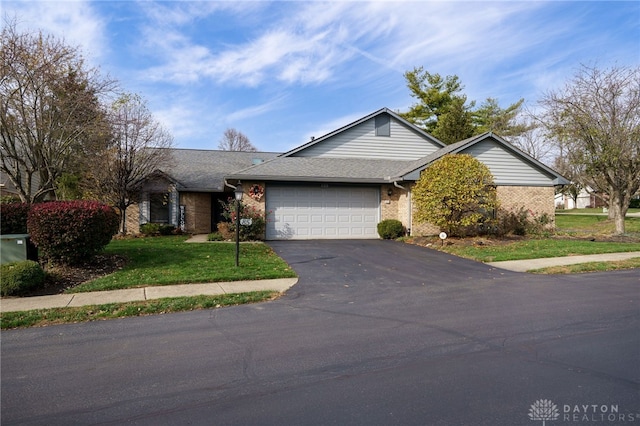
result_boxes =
[294,117,441,160]
[461,140,554,186]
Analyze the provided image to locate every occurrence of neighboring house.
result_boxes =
[555,187,607,209]
[134,108,568,239]
[0,170,34,201]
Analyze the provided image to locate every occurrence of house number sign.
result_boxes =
[240,218,253,226]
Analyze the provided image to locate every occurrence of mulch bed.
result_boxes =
[23,254,127,297]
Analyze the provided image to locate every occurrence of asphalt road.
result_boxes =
[2,240,639,425]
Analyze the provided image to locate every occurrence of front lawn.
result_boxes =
[68,236,296,293]
[436,239,640,263]
[555,213,640,235]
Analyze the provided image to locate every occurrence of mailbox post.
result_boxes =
[234,183,244,267]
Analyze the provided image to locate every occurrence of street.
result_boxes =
[2,240,639,425]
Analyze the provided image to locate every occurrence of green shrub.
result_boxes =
[412,154,498,237]
[140,223,175,236]
[630,199,640,209]
[0,202,30,234]
[495,207,551,236]
[207,232,225,241]
[27,201,119,265]
[377,219,405,239]
[1,260,45,296]
[158,224,176,235]
[140,223,160,235]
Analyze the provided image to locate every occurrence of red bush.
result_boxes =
[0,202,30,234]
[27,201,119,265]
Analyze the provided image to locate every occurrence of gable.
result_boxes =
[291,113,443,160]
[398,134,567,186]
[460,139,556,186]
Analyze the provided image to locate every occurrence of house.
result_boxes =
[555,187,607,209]
[134,108,568,239]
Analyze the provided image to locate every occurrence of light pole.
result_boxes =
[234,183,244,267]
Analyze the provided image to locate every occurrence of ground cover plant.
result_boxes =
[0,291,277,329]
[68,236,296,293]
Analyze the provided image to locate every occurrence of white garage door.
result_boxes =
[266,185,380,240]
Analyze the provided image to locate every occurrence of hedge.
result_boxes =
[1,260,45,296]
[0,202,30,234]
[27,201,119,265]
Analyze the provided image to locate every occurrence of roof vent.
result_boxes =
[252,158,264,165]
[310,136,315,141]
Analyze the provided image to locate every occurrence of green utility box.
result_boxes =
[1,234,38,264]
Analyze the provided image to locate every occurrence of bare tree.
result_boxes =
[539,64,640,234]
[553,154,586,208]
[0,21,115,203]
[86,93,174,234]
[507,117,556,165]
[218,128,257,151]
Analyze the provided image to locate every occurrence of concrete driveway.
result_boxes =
[2,240,639,425]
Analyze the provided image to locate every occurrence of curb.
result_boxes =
[0,278,298,313]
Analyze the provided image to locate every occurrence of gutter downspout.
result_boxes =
[224,178,238,190]
[391,180,411,236]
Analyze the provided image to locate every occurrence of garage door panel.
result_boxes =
[266,185,379,240]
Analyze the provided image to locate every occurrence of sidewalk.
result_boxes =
[487,251,640,273]
[0,278,298,313]
[2,252,639,313]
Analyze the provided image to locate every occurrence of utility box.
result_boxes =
[1,234,38,264]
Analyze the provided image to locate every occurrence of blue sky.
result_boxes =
[4,1,639,153]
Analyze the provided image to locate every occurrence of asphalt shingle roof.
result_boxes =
[227,157,414,183]
[158,149,279,191]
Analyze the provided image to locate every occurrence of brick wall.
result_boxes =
[407,184,556,236]
[380,184,413,235]
[124,204,140,234]
[497,186,556,228]
[242,182,267,239]
[180,192,212,234]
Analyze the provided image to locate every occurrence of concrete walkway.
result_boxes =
[488,251,640,273]
[0,278,298,313]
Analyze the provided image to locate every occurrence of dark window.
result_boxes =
[375,115,390,137]
[150,193,170,223]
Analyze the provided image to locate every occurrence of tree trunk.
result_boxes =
[609,191,627,235]
[119,206,127,235]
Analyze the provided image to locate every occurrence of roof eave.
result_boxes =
[226,174,390,184]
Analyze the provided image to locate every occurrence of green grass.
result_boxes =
[556,208,640,214]
[0,291,277,329]
[68,236,296,293]
[440,239,640,262]
[529,257,640,274]
[555,214,640,235]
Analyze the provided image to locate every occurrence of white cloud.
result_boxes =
[225,97,287,123]
[3,0,107,64]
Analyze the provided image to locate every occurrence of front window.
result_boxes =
[150,192,170,223]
